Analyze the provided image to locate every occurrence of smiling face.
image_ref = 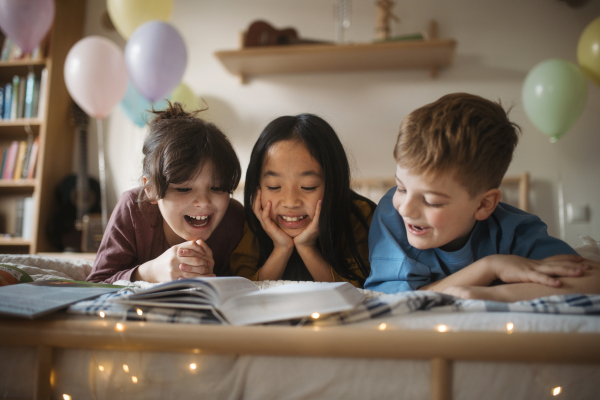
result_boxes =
[392,164,485,252]
[147,161,231,246]
[259,140,325,238]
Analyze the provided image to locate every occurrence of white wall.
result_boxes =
[82,0,600,246]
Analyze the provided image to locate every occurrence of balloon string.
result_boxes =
[96,118,108,231]
[556,145,566,241]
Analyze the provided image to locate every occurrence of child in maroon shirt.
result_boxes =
[87,102,244,284]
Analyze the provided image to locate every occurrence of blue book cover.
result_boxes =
[0,86,3,120]
[0,147,8,178]
[2,83,11,119]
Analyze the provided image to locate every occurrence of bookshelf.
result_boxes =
[0,0,85,254]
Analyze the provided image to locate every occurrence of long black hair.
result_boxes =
[244,114,375,285]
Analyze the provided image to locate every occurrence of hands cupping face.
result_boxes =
[253,189,294,249]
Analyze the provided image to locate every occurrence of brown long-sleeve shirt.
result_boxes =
[86,188,245,284]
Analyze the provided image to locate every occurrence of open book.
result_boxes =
[113,277,365,325]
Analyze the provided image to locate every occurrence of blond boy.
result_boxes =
[365,93,599,302]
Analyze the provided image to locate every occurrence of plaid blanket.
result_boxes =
[68,287,600,326]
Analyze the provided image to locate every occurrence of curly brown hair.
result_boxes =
[139,101,241,203]
[394,93,521,197]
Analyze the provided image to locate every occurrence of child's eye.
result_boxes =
[266,186,280,191]
[301,186,318,191]
[424,200,444,208]
[211,186,227,192]
[396,187,407,194]
[175,188,191,193]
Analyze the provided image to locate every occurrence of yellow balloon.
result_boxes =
[107,0,174,39]
[577,16,600,86]
[171,83,202,112]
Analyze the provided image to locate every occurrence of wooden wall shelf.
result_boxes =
[215,38,457,83]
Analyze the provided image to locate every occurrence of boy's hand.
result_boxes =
[252,189,294,250]
[294,200,322,248]
[493,254,589,287]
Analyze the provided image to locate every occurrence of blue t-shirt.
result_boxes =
[365,187,577,294]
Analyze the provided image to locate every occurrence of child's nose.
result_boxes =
[282,189,301,208]
[399,196,419,219]
[193,191,211,206]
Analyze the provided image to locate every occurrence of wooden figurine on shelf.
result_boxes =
[375,0,400,40]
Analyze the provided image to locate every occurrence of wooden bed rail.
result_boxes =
[1,317,600,400]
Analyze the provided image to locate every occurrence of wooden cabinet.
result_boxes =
[0,0,85,253]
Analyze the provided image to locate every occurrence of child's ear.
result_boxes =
[474,188,501,221]
[142,176,158,205]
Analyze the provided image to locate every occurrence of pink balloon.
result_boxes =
[0,0,55,54]
[64,36,128,119]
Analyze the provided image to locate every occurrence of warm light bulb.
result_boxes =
[99,311,105,318]
[190,363,197,370]
[63,395,71,400]
[98,365,104,372]
[116,323,124,331]
[506,322,514,333]
[311,313,320,319]
[136,309,143,316]
[132,376,138,384]
[123,364,129,373]
[436,324,449,333]
[378,323,387,331]
[553,387,562,396]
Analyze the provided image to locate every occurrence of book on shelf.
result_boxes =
[0,36,45,62]
[2,82,11,119]
[0,146,7,177]
[16,75,25,118]
[12,140,27,180]
[21,197,34,240]
[36,68,48,119]
[0,37,12,61]
[0,278,124,319]
[2,141,19,180]
[24,72,35,118]
[0,86,3,119]
[13,197,24,237]
[113,276,365,326]
[26,136,40,179]
[9,76,18,120]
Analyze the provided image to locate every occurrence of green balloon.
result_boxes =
[522,59,588,142]
[577,16,600,87]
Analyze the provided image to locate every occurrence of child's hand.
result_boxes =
[252,189,294,250]
[492,254,589,287]
[175,239,215,279]
[294,200,322,248]
[139,239,215,282]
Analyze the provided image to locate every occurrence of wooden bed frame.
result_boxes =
[1,313,600,400]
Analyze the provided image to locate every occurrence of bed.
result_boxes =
[2,174,600,400]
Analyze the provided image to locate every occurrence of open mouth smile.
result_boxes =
[185,214,211,228]
[279,214,309,229]
[407,223,431,235]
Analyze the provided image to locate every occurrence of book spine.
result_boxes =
[0,146,7,178]
[0,86,3,120]
[32,76,40,118]
[2,141,19,180]
[16,75,26,119]
[21,134,34,179]
[2,83,11,119]
[14,197,24,237]
[37,68,48,120]
[26,136,40,179]
[21,196,34,240]
[10,76,19,120]
[13,141,27,180]
[24,72,35,119]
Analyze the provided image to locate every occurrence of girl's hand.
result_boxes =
[492,254,588,287]
[138,240,215,282]
[294,200,322,248]
[253,189,294,250]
